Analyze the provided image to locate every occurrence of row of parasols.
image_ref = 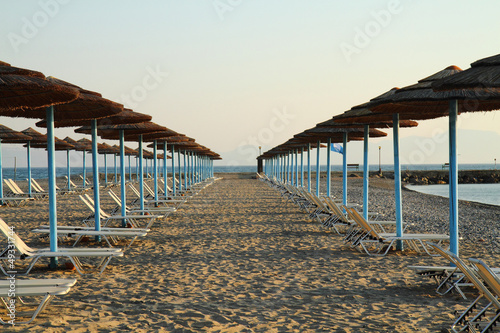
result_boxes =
[258,52,500,256]
[0,60,221,266]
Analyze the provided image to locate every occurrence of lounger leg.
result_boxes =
[451,295,484,332]
[0,294,54,325]
[464,301,494,332]
[479,310,500,333]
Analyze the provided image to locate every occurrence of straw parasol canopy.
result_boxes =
[152,140,200,150]
[136,130,185,141]
[73,138,93,152]
[63,136,78,147]
[137,149,154,159]
[318,111,419,129]
[119,145,138,156]
[4,77,123,121]
[21,127,47,144]
[98,142,120,155]
[36,108,152,128]
[333,89,442,124]
[137,129,181,139]
[368,66,500,116]
[142,135,193,144]
[0,62,80,112]
[27,136,74,150]
[75,121,167,139]
[292,126,386,143]
[433,54,500,90]
[0,124,33,143]
[260,141,327,158]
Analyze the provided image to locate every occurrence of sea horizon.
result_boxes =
[1,163,498,181]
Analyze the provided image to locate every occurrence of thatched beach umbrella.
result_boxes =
[62,137,78,191]
[0,125,32,202]
[317,113,418,220]
[144,134,194,199]
[0,61,125,267]
[363,64,500,255]
[433,54,500,89]
[72,138,93,188]
[78,121,167,213]
[28,79,120,265]
[28,78,124,244]
[0,62,79,112]
[28,136,74,150]
[264,140,327,191]
[17,127,48,197]
[261,141,320,188]
[70,111,153,225]
[293,127,386,197]
[97,143,120,184]
[119,144,138,182]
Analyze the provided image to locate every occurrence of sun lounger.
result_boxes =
[429,243,500,332]
[81,194,164,229]
[6,179,46,200]
[128,184,184,209]
[467,258,500,332]
[32,225,149,250]
[107,190,172,217]
[62,176,88,194]
[27,179,49,199]
[0,219,123,275]
[0,278,76,325]
[345,208,449,256]
[407,265,471,299]
[79,175,92,187]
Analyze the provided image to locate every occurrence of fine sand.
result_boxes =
[2,173,499,332]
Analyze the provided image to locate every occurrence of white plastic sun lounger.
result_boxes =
[0,219,123,275]
[0,278,77,325]
[31,225,149,250]
[429,243,500,332]
[346,208,449,256]
[107,190,172,217]
[80,194,163,229]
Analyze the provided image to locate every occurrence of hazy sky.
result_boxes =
[2,0,500,167]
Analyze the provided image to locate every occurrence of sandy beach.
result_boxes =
[1,173,499,332]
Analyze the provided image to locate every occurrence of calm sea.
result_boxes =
[2,163,498,181]
[406,183,500,207]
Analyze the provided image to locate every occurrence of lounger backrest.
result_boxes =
[128,184,140,197]
[79,195,95,213]
[429,243,499,305]
[143,183,154,196]
[348,208,380,239]
[108,190,121,205]
[10,180,25,194]
[28,179,40,192]
[4,179,20,195]
[84,194,110,218]
[468,258,500,307]
[324,198,349,223]
[31,179,45,192]
[0,218,30,255]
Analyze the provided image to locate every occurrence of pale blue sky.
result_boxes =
[1,0,500,167]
